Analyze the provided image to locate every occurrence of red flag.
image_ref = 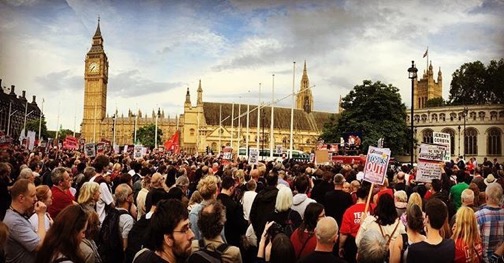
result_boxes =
[423,48,428,58]
[164,131,180,153]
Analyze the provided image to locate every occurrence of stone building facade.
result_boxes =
[0,79,42,140]
[405,61,503,162]
[80,20,334,151]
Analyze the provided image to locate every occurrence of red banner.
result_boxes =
[63,135,79,150]
[164,130,180,154]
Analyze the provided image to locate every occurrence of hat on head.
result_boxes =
[484,174,496,186]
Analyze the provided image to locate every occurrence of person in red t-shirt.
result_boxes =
[373,178,394,204]
[452,207,483,263]
[48,167,76,218]
[339,184,374,263]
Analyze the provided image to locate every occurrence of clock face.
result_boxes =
[88,62,99,73]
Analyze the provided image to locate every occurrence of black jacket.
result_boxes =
[249,186,279,237]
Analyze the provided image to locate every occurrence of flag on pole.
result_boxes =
[164,130,180,153]
[423,47,428,58]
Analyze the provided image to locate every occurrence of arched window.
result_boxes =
[470,111,477,121]
[421,114,427,123]
[450,112,456,121]
[439,113,446,121]
[414,115,420,123]
[441,128,456,155]
[431,113,438,122]
[499,111,504,119]
[406,115,410,122]
[211,142,217,151]
[478,111,485,121]
[422,129,433,144]
[490,111,498,121]
[464,128,478,155]
[487,128,502,155]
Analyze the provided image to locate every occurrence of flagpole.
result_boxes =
[426,46,429,71]
[219,104,222,150]
[23,101,28,133]
[237,98,241,152]
[289,62,295,159]
[55,101,61,144]
[93,103,97,143]
[270,74,275,158]
[257,83,261,152]
[246,91,250,156]
[38,98,44,141]
[231,102,234,149]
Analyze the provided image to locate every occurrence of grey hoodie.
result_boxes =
[292,193,316,219]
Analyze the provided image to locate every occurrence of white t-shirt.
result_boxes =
[242,191,257,221]
[90,175,114,223]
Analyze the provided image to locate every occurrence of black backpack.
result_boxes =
[97,208,131,263]
[124,216,151,263]
[186,239,229,263]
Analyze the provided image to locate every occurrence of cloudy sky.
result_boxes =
[0,0,503,131]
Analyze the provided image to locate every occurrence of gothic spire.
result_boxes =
[94,16,102,38]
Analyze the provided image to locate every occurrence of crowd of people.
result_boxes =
[0,145,503,263]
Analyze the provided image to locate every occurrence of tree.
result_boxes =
[425,97,445,108]
[25,117,49,140]
[133,124,163,149]
[449,59,504,105]
[321,80,409,155]
[47,129,74,140]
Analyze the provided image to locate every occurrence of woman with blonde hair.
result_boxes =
[77,182,100,213]
[29,185,54,231]
[400,192,423,227]
[451,207,483,263]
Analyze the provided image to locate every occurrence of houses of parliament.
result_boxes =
[80,21,334,153]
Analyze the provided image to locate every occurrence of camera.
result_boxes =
[266,222,284,238]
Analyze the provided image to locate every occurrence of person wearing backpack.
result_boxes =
[187,200,242,263]
[97,183,135,263]
[265,186,302,239]
[389,204,426,263]
[355,194,406,261]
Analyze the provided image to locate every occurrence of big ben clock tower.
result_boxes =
[82,18,109,143]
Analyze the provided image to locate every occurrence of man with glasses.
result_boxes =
[134,199,195,263]
[48,167,76,218]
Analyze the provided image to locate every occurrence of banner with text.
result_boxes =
[416,161,443,183]
[362,146,391,185]
[85,143,96,158]
[418,143,447,162]
[433,132,451,162]
[248,148,259,165]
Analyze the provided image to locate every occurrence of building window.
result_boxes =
[464,128,478,155]
[422,129,433,144]
[499,111,504,119]
[421,114,427,123]
[487,128,502,155]
[190,128,195,136]
[414,115,420,123]
[441,128,456,155]
[478,111,485,121]
[439,113,446,121]
[490,111,497,121]
[432,113,438,122]
[470,111,477,121]
[450,112,456,121]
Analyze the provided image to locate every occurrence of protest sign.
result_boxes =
[248,148,259,165]
[315,149,329,164]
[418,143,447,162]
[133,145,143,159]
[85,143,96,158]
[433,132,451,161]
[362,146,391,185]
[416,161,443,183]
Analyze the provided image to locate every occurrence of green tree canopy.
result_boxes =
[321,80,409,155]
[425,97,445,108]
[449,59,504,105]
[133,124,163,149]
[25,117,49,140]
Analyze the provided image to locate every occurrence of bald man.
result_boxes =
[298,216,347,263]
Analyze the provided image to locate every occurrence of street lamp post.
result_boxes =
[458,125,461,156]
[462,106,468,157]
[154,108,160,149]
[408,61,418,167]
